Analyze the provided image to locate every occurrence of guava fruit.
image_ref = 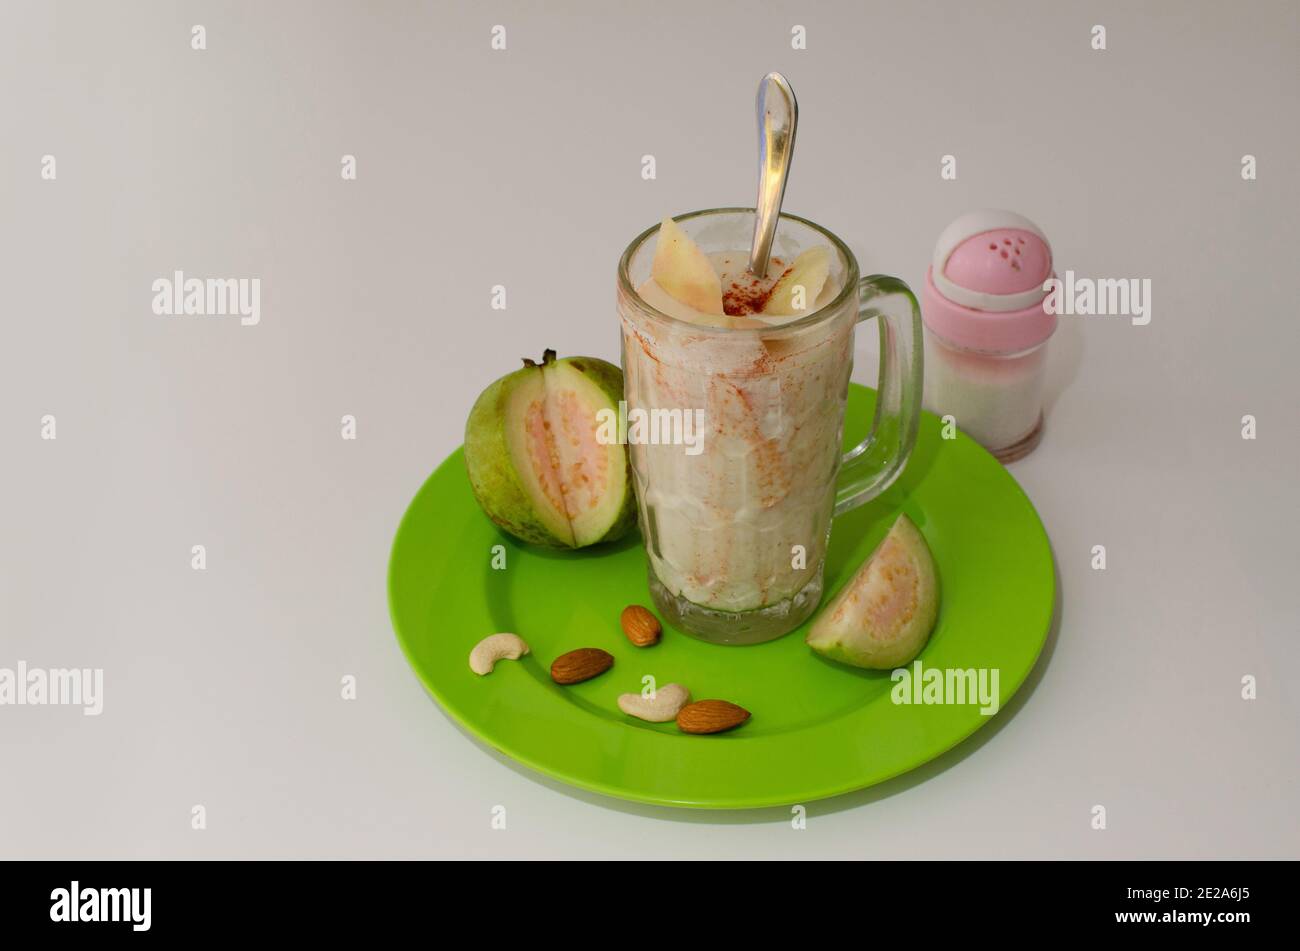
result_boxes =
[806,513,939,669]
[765,246,831,316]
[464,349,636,549]
[651,216,725,315]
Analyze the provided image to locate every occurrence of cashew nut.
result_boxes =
[469,633,530,675]
[617,683,691,722]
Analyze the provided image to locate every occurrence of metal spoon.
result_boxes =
[748,72,798,279]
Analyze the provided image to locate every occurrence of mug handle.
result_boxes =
[833,274,924,516]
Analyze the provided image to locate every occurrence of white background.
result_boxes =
[2,0,1296,858]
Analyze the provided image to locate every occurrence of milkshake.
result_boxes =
[618,210,853,643]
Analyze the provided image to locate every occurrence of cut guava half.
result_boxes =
[806,513,940,669]
[465,350,636,549]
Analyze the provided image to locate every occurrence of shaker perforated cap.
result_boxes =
[923,209,1058,354]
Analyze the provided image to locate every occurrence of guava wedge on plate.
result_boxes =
[806,513,940,669]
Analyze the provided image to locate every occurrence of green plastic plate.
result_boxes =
[388,384,1055,809]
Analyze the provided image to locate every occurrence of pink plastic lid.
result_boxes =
[922,210,1057,354]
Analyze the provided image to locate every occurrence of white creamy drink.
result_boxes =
[621,217,849,619]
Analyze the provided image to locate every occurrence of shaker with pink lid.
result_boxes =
[921,210,1057,462]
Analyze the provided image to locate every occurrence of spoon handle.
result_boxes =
[748,72,798,279]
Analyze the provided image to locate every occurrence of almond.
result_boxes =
[550,648,614,685]
[620,605,662,647]
[676,699,751,735]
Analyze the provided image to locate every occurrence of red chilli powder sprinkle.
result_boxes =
[723,260,791,316]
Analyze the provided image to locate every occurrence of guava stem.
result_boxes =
[522,349,557,369]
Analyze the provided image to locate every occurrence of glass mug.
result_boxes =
[617,209,923,644]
